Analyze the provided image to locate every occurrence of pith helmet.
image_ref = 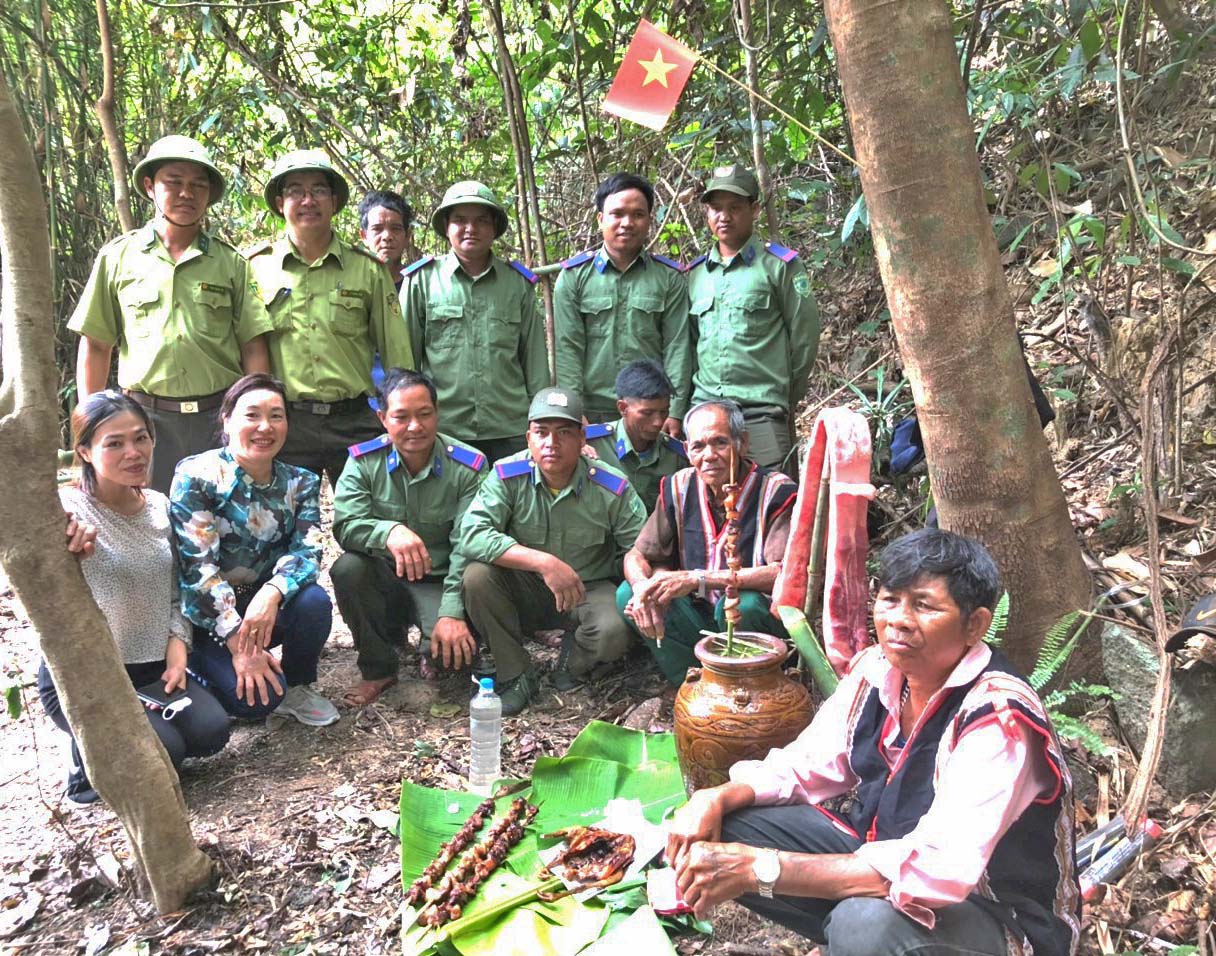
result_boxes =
[263,150,351,216]
[430,181,509,239]
[131,135,225,205]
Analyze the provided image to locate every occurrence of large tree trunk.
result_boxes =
[823,0,1092,670]
[0,73,212,914]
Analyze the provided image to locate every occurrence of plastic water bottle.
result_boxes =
[468,677,502,795]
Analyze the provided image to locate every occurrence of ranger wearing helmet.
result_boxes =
[400,181,548,464]
[67,134,273,492]
[245,150,414,484]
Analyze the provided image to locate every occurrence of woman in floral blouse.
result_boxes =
[170,374,337,726]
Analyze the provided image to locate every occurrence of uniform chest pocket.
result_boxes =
[689,295,714,330]
[625,292,664,341]
[192,283,234,334]
[581,295,615,334]
[118,282,162,337]
[328,290,369,337]
[488,308,522,347]
[260,285,294,332]
[565,525,606,549]
[426,303,464,351]
[735,291,771,334]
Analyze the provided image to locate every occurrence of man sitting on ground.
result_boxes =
[585,359,688,513]
[617,399,796,686]
[665,529,1079,956]
[332,369,486,704]
[457,387,646,716]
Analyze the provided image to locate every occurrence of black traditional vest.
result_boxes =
[658,461,796,576]
[844,649,1080,956]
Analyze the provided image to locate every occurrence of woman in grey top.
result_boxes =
[40,391,229,805]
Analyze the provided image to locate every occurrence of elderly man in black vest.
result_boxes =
[616,398,797,685]
[666,529,1080,956]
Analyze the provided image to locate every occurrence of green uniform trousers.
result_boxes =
[742,405,794,474]
[140,391,226,493]
[331,551,444,680]
[279,401,382,486]
[615,582,789,686]
[462,562,632,684]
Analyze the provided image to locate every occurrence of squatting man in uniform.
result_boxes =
[456,387,646,716]
[332,368,487,706]
[246,150,413,484]
[687,164,820,471]
[617,399,796,685]
[69,135,272,492]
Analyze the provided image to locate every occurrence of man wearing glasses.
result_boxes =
[69,135,273,492]
[247,150,414,484]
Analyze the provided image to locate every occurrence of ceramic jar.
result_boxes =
[672,633,813,794]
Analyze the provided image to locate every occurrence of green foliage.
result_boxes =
[4,684,21,721]
[983,591,1011,644]
[847,366,911,454]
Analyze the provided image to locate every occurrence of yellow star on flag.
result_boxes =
[638,48,679,88]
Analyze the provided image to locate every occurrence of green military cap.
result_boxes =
[263,149,351,216]
[131,135,225,205]
[528,387,583,424]
[430,180,509,239]
[700,164,760,202]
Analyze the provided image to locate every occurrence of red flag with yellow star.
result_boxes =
[602,20,698,130]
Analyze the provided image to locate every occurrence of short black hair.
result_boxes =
[877,529,1002,620]
[614,359,674,401]
[358,190,413,232]
[379,367,437,408]
[595,173,655,213]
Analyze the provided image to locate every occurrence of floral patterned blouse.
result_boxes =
[169,447,324,643]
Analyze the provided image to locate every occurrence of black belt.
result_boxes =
[123,389,225,415]
[289,396,369,416]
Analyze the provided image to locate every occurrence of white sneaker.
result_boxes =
[276,684,340,727]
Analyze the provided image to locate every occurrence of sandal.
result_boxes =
[340,676,398,708]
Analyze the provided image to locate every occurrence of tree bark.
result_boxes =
[0,72,212,914]
[823,0,1092,670]
[94,0,135,233]
[735,0,779,234]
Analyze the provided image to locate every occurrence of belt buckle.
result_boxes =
[314,402,331,415]
[179,400,200,414]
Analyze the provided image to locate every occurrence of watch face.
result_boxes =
[754,849,780,883]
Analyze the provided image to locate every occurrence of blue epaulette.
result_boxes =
[510,260,540,284]
[560,249,595,270]
[686,253,708,271]
[765,241,799,263]
[663,434,689,459]
[587,465,628,497]
[584,423,613,441]
[446,443,487,472]
[403,255,434,277]
[348,434,392,458]
[495,458,534,480]
[651,253,683,271]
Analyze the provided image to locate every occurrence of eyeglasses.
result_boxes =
[282,184,333,201]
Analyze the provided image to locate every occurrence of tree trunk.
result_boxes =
[94,0,135,233]
[0,72,212,914]
[823,0,1092,671]
[735,0,779,234]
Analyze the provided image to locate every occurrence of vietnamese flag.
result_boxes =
[602,20,698,130]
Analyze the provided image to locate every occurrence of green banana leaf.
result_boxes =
[580,905,677,956]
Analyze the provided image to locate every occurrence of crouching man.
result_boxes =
[666,529,1079,956]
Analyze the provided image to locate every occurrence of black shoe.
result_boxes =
[551,632,586,692]
[499,668,540,716]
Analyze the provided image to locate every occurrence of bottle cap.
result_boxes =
[479,677,495,691]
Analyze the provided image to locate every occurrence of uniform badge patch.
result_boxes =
[793,273,810,298]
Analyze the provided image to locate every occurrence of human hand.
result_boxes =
[235,584,281,655]
[540,556,586,613]
[624,592,666,640]
[581,443,599,459]
[662,418,683,439]
[430,616,477,670]
[639,570,699,606]
[666,787,727,871]
[162,637,189,693]
[65,513,97,557]
[675,841,762,919]
[232,648,284,707]
[386,524,433,581]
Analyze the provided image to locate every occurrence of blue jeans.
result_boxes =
[721,805,1010,955]
[189,583,332,719]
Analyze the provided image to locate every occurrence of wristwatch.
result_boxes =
[695,570,708,600]
[752,848,781,899]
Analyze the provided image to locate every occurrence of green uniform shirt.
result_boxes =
[68,223,272,397]
[402,253,549,442]
[456,451,646,584]
[687,236,820,414]
[246,234,411,402]
[553,247,691,417]
[333,432,487,619]
[585,419,687,513]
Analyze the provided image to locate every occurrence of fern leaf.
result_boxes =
[1028,610,1086,690]
[1049,712,1112,756]
[984,591,1011,646]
